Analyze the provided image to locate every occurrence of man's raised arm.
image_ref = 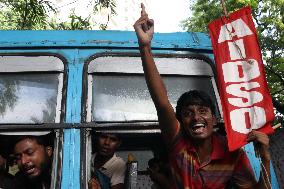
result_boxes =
[133,4,179,142]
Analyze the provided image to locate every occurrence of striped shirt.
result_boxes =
[169,133,256,189]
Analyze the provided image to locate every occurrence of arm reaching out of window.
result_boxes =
[133,3,180,143]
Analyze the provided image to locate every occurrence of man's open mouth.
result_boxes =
[24,166,36,175]
[191,123,206,133]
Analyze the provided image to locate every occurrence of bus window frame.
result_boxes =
[0,52,68,125]
[0,52,68,189]
[81,51,223,189]
[82,52,222,125]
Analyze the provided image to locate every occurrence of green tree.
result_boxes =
[0,0,117,30]
[182,0,284,121]
[49,11,92,30]
[0,0,56,29]
[93,0,117,30]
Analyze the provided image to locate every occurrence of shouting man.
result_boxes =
[12,134,53,189]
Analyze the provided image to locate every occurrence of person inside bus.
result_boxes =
[12,134,53,189]
[0,152,14,189]
[133,3,272,189]
[89,133,126,189]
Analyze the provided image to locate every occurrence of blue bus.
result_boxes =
[0,30,280,189]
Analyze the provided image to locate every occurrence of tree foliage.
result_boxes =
[182,0,284,121]
[0,0,117,30]
[0,0,56,29]
[49,12,92,30]
[93,0,117,30]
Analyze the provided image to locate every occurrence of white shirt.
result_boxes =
[92,153,126,186]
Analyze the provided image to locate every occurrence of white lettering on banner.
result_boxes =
[222,59,260,83]
[230,106,266,134]
[228,39,246,60]
[218,18,253,43]
[226,82,263,107]
[218,18,266,133]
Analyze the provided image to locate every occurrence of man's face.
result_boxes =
[14,138,52,179]
[97,134,121,157]
[181,104,216,140]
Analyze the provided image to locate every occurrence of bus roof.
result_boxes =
[0,30,212,51]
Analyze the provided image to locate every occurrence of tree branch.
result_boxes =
[265,65,284,87]
[272,98,284,115]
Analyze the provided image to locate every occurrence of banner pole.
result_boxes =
[220,0,228,16]
[272,123,282,130]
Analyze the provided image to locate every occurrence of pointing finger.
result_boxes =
[141,3,146,16]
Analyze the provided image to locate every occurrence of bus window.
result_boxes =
[86,55,221,123]
[82,53,222,188]
[0,55,65,189]
[0,55,64,124]
[84,131,165,189]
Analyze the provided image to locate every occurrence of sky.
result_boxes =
[50,0,193,32]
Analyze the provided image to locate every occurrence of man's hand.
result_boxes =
[247,130,271,161]
[247,131,272,189]
[133,3,154,47]
[88,178,101,189]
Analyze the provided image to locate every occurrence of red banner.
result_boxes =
[208,7,274,151]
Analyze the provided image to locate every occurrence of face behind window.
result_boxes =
[14,138,53,179]
[96,134,121,158]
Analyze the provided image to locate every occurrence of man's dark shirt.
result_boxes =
[12,172,51,189]
[0,172,14,189]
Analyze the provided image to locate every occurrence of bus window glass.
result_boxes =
[87,56,219,122]
[0,74,60,123]
[91,75,215,122]
[0,56,64,124]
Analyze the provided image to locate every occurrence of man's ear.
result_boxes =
[45,146,53,157]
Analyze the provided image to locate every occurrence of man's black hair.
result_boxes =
[92,132,122,152]
[175,90,216,121]
[12,133,54,150]
[93,131,122,140]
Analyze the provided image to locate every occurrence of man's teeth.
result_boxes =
[191,123,205,132]
[24,166,35,173]
[193,123,205,127]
